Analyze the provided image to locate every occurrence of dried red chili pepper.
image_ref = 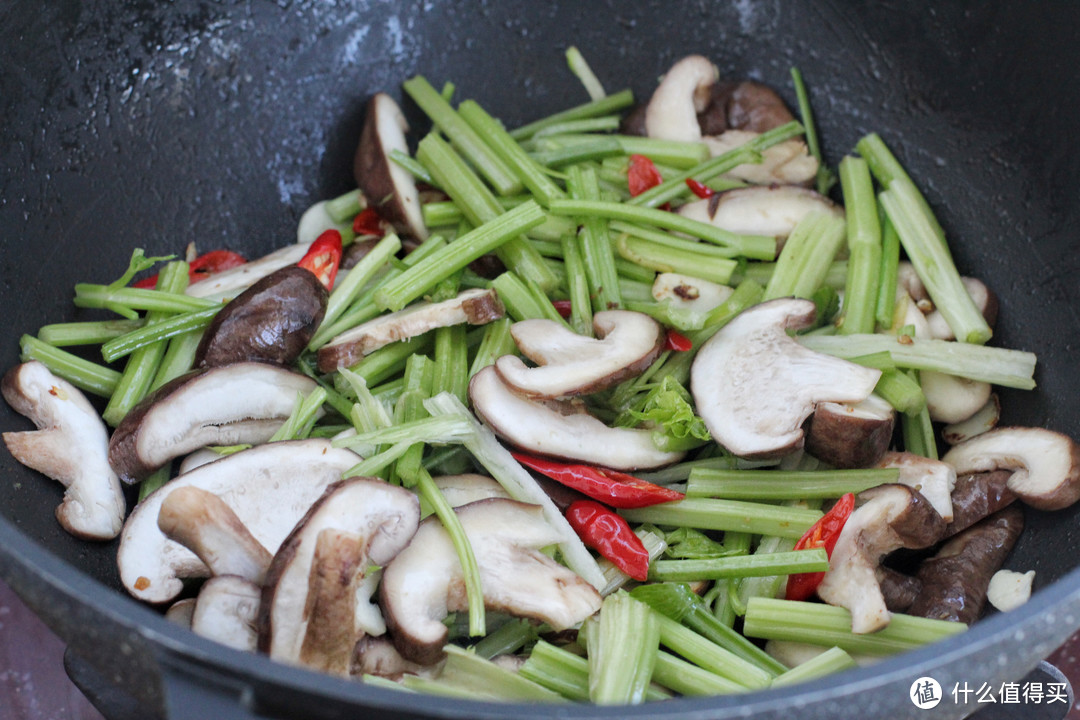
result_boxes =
[133,249,247,289]
[352,207,385,237]
[512,452,684,509]
[685,178,715,199]
[297,229,343,290]
[785,492,856,601]
[627,154,664,197]
[552,300,573,318]
[566,499,650,581]
[664,329,693,352]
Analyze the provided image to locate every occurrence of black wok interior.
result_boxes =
[1,1,1079,718]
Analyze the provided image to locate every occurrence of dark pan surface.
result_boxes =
[1,1,1079,718]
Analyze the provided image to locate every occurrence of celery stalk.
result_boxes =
[586,592,659,705]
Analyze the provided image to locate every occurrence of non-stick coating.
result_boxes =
[1,1,1079,719]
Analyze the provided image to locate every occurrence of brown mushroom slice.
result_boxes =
[354,92,427,240]
[908,505,1024,624]
[2,361,125,540]
[690,298,881,459]
[944,469,1016,538]
[677,186,841,241]
[703,130,818,186]
[469,366,684,470]
[191,575,262,652]
[195,266,328,368]
[643,55,719,142]
[185,242,312,301]
[317,288,504,373]
[157,486,273,584]
[942,427,1080,511]
[804,394,895,469]
[876,567,922,614]
[351,636,435,680]
[108,362,318,483]
[432,474,512,509]
[495,311,664,398]
[117,439,359,604]
[724,81,797,133]
[942,394,1001,446]
[379,498,603,665]
[259,477,420,675]
[816,484,946,634]
[651,273,734,314]
[876,451,957,523]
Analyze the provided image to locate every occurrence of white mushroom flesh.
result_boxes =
[942,394,1001,445]
[643,55,719,142]
[876,451,957,522]
[432,474,512,509]
[185,242,311,301]
[677,186,840,240]
[191,575,262,652]
[2,362,125,540]
[651,273,734,314]
[296,200,354,246]
[702,130,818,185]
[986,569,1035,612]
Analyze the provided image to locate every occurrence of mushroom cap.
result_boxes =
[379,498,602,665]
[2,361,125,540]
[258,477,420,674]
[690,298,881,459]
[190,575,262,652]
[643,55,719,142]
[876,451,957,523]
[469,365,684,470]
[804,394,895,469]
[316,288,504,373]
[942,426,1080,511]
[354,92,427,241]
[195,265,328,369]
[677,186,841,241]
[117,439,360,603]
[495,310,664,398]
[108,362,318,483]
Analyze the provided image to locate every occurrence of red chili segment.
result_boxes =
[133,249,247,289]
[566,500,650,581]
[664,329,693,352]
[627,154,664,197]
[785,492,856,601]
[552,300,573,318]
[685,178,715,199]
[512,452,684,509]
[352,207,385,237]
[298,229,343,290]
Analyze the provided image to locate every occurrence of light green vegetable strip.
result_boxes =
[137,466,170,502]
[771,646,858,687]
[491,271,569,326]
[731,534,797,617]
[401,645,565,702]
[790,66,835,195]
[566,45,606,100]
[652,651,744,696]
[653,613,773,689]
[798,333,1035,389]
[628,121,805,208]
[531,116,621,137]
[609,220,741,258]
[566,165,621,312]
[432,324,469,404]
[468,317,516,377]
[763,212,847,300]
[321,233,401,330]
[530,137,624,167]
[902,370,938,459]
[19,335,120,398]
[390,149,439,187]
[838,156,882,334]
[856,132,946,240]
[403,76,522,196]
[73,284,216,316]
[608,136,710,168]
[651,548,828,581]
[343,440,414,478]
[510,88,635,141]
[100,306,219,362]
[269,388,328,442]
[615,235,737,285]
[875,209,901,329]
[686,467,899,500]
[598,528,667,596]
[630,582,786,675]
[457,100,566,207]
[519,640,669,702]
[620,498,821,539]
[586,592,659,705]
[743,597,966,655]
[550,199,776,261]
[38,319,144,347]
[150,329,203,391]
[470,618,536,659]
[874,367,927,414]
[103,261,189,426]
[560,233,594,336]
[374,201,546,312]
[338,334,433,389]
[324,188,364,223]
[416,133,555,293]
[333,415,473,452]
[423,392,606,590]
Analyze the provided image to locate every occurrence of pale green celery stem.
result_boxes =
[686,467,899,500]
[530,116,621,137]
[763,212,847,300]
[19,335,120,398]
[491,271,569,326]
[321,233,402,330]
[337,334,433,389]
[586,593,660,705]
[149,329,202,391]
[740,259,849,291]
[771,646,858,687]
[432,324,469,403]
[403,76,522,195]
[798,333,1035,389]
[875,210,901,329]
[269,388,328,442]
[743,597,966,655]
[509,89,635,141]
[519,639,671,702]
[560,233,594,336]
[650,548,828,581]
[902,370,938,459]
[615,235,737,285]
[620,498,821,539]
[856,132,947,242]
[38,319,144,346]
[100,306,219,362]
[72,284,217,316]
[137,466,171,502]
[873,367,927,414]
[789,66,834,195]
[415,133,555,292]
[652,651,744,696]
[609,220,740,258]
[566,165,621,312]
[837,156,882,334]
[731,535,796,617]
[598,529,667,596]
[470,618,536,659]
[880,181,992,344]
[468,318,515,377]
[654,613,773,689]
[423,392,606,590]
[402,645,565,702]
[324,188,364,223]
[566,45,606,100]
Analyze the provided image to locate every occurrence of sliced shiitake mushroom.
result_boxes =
[677,186,841,243]
[185,242,312,301]
[190,575,262,652]
[804,395,895,469]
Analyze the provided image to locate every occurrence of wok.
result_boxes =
[1,1,1079,718]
